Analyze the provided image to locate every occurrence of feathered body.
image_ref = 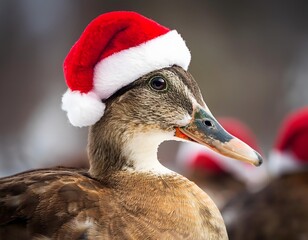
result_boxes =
[0,167,226,239]
[222,172,308,240]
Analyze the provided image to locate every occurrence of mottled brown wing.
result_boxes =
[0,167,105,240]
[1,167,227,239]
[222,172,308,240]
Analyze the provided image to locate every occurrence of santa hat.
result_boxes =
[269,107,308,176]
[62,11,191,127]
[177,118,264,185]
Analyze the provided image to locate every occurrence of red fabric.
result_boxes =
[275,107,308,162]
[291,130,308,161]
[63,11,169,93]
[193,152,224,174]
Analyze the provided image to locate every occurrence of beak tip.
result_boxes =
[254,150,263,167]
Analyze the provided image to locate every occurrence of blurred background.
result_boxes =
[0,0,308,177]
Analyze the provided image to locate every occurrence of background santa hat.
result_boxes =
[62,11,191,127]
[268,107,308,176]
[177,117,265,186]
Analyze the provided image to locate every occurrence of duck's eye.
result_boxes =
[149,76,168,91]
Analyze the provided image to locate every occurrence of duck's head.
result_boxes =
[61,11,263,177]
[85,65,262,177]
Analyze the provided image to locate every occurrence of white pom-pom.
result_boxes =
[62,90,105,127]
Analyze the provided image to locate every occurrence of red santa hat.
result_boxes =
[269,107,308,176]
[177,118,265,185]
[62,11,191,127]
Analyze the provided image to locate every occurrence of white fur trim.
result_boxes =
[62,90,105,127]
[268,150,304,176]
[93,30,191,99]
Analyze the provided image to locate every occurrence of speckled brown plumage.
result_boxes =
[0,167,226,239]
[222,172,308,240]
[187,170,245,209]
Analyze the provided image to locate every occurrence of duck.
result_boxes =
[222,107,308,240]
[176,117,265,209]
[0,11,263,239]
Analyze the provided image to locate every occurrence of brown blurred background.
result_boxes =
[0,0,308,176]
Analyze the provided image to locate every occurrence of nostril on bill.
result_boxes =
[203,119,214,128]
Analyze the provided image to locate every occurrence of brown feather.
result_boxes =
[0,167,227,239]
[222,172,308,240]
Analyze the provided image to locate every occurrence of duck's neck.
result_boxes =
[88,119,176,179]
[87,120,227,239]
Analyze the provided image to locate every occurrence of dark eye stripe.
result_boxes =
[106,81,143,102]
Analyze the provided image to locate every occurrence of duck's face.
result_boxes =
[106,66,197,132]
[96,66,262,173]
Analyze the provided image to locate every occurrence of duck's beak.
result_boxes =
[175,106,263,166]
